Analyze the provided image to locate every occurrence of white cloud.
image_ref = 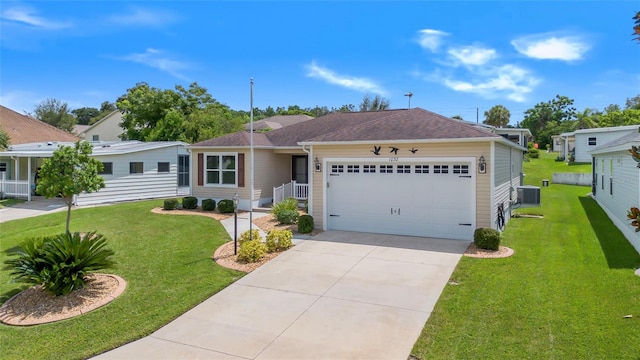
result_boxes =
[447,45,497,66]
[115,48,190,80]
[305,61,386,95]
[108,6,180,27]
[439,64,540,102]
[1,6,72,30]
[511,34,590,61]
[416,29,449,52]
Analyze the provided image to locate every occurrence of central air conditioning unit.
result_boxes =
[517,185,541,205]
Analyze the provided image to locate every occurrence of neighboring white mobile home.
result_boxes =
[573,125,640,163]
[0,141,189,205]
[590,131,640,254]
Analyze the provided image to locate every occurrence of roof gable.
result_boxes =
[0,105,80,144]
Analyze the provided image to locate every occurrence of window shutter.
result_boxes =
[238,153,245,187]
[197,153,203,186]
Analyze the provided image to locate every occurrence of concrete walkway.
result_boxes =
[0,197,67,223]
[95,227,469,359]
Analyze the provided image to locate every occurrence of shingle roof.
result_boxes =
[192,108,499,148]
[0,105,80,144]
[590,130,640,154]
[244,114,313,131]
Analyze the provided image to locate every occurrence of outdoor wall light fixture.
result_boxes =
[478,155,487,174]
[314,157,321,172]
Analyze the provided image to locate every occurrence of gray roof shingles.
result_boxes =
[191,108,499,148]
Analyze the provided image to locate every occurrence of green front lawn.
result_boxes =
[412,152,640,359]
[0,198,24,208]
[0,200,243,360]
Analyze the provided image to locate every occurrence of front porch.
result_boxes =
[273,180,309,204]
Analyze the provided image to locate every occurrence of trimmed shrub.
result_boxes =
[202,199,216,211]
[182,196,198,209]
[473,228,501,251]
[276,209,299,225]
[272,197,299,223]
[3,232,116,296]
[218,199,235,213]
[163,198,179,210]
[239,229,262,246]
[265,229,293,252]
[297,214,314,234]
[237,239,267,263]
[528,148,539,159]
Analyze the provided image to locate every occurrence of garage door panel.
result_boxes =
[327,161,474,240]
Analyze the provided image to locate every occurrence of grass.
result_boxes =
[0,198,24,208]
[411,151,640,359]
[0,200,244,360]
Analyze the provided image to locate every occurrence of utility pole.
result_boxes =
[404,92,413,109]
[476,108,479,123]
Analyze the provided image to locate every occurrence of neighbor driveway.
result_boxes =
[94,231,469,359]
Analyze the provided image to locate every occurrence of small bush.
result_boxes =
[163,198,179,210]
[276,209,299,225]
[218,199,235,213]
[473,228,501,251]
[237,240,267,263]
[182,196,198,209]
[3,232,116,296]
[239,229,262,246]
[202,199,216,211]
[272,197,299,222]
[528,148,539,159]
[297,214,314,234]
[265,229,293,252]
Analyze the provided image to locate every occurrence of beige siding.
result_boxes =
[311,142,492,230]
[84,112,124,141]
[190,148,293,208]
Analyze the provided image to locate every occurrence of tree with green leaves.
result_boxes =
[359,94,390,112]
[574,108,600,129]
[0,127,10,150]
[626,94,640,110]
[71,107,101,125]
[483,105,510,128]
[33,98,77,133]
[117,82,242,143]
[520,95,576,148]
[36,141,105,233]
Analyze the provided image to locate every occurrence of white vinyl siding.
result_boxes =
[592,151,640,254]
[574,127,640,162]
[494,143,511,186]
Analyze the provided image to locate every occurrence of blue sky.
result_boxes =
[1,1,639,125]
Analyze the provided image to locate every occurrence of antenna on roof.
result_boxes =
[404,92,413,109]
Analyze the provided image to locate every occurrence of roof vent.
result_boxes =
[47,142,53,146]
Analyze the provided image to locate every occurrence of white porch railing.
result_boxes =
[0,179,30,198]
[273,180,308,204]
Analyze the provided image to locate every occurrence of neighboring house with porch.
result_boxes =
[75,111,125,141]
[0,140,189,205]
[589,131,640,254]
[0,105,80,145]
[189,108,526,241]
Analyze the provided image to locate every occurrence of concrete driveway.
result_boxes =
[94,231,469,359]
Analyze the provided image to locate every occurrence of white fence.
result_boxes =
[0,179,30,198]
[273,180,309,204]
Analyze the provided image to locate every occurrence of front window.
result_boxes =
[206,153,237,186]
[129,162,143,174]
[588,137,596,146]
[100,162,113,175]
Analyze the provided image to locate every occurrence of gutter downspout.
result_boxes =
[302,144,312,216]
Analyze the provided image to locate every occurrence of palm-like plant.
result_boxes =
[3,232,116,296]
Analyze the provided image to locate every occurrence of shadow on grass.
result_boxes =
[0,285,29,304]
[579,196,640,269]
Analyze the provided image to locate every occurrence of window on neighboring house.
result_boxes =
[99,162,113,175]
[129,162,143,174]
[92,135,99,141]
[158,162,170,173]
[588,137,597,146]
[0,162,6,172]
[206,153,237,186]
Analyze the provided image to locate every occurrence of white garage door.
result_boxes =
[326,160,475,240]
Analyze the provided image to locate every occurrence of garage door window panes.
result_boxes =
[433,165,449,174]
[347,165,360,173]
[380,165,393,173]
[415,165,429,173]
[363,165,376,173]
[331,165,344,173]
[397,165,411,173]
[206,154,237,186]
[453,165,469,174]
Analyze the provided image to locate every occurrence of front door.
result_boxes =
[292,156,308,184]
